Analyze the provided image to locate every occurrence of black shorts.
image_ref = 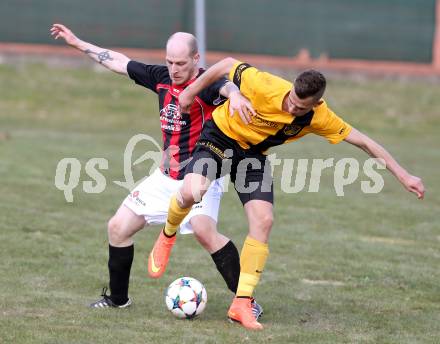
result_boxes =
[186,119,273,205]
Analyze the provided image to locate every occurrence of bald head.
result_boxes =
[166,32,198,57]
[165,32,200,85]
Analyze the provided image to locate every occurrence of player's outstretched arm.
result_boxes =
[50,23,130,75]
[179,57,239,112]
[344,128,425,199]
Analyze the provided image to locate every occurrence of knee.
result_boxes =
[257,213,273,234]
[107,216,125,245]
[192,227,210,248]
[191,221,213,247]
[179,187,199,207]
[191,219,228,253]
[249,213,273,243]
[179,176,209,206]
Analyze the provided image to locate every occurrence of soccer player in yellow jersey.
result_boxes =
[149,57,425,330]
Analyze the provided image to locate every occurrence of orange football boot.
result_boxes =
[148,230,176,278]
[228,297,263,330]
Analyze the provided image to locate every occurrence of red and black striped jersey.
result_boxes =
[127,60,227,180]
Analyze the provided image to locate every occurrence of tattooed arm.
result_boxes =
[50,23,129,75]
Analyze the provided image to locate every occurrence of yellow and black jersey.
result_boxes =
[211,61,352,152]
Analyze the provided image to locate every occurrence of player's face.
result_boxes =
[166,48,199,85]
[284,89,320,116]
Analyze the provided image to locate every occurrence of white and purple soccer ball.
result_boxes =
[165,277,207,319]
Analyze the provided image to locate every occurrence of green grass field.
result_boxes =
[0,63,439,343]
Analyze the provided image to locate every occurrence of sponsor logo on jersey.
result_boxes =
[130,190,146,206]
[196,141,229,160]
[160,104,181,120]
[253,114,280,128]
[283,124,303,136]
[160,104,187,132]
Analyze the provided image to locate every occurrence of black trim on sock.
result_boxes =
[162,228,177,238]
[211,240,240,293]
[108,244,134,305]
[236,296,252,299]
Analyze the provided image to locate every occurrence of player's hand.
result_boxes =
[228,91,256,125]
[178,87,196,114]
[50,23,80,47]
[402,174,425,199]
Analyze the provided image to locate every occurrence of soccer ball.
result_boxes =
[165,277,207,319]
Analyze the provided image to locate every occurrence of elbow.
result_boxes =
[223,57,238,65]
[349,129,371,153]
[361,144,372,156]
[115,59,129,75]
[362,140,380,157]
[221,57,238,72]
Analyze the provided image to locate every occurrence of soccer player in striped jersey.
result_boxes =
[50,25,263,318]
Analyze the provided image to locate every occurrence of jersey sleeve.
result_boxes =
[228,61,289,112]
[197,76,228,106]
[228,61,259,101]
[311,105,352,144]
[126,60,169,92]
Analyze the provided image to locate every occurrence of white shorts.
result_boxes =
[123,168,224,234]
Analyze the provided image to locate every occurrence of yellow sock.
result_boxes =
[164,194,192,237]
[236,236,269,297]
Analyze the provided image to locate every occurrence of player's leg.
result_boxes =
[191,214,240,288]
[191,215,265,320]
[228,200,272,330]
[234,154,273,297]
[186,177,239,292]
[92,168,171,307]
[165,172,211,235]
[148,172,211,278]
[162,118,232,238]
[108,204,146,247]
[185,177,263,320]
[149,120,232,278]
[191,215,229,253]
[90,204,146,308]
[238,200,273,294]
[228,155,273,330]
[243,199,274,243]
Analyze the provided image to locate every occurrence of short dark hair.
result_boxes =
[294,69,326,100]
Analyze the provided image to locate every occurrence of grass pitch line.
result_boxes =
[360,236,416,246]
[301,279,346,287]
